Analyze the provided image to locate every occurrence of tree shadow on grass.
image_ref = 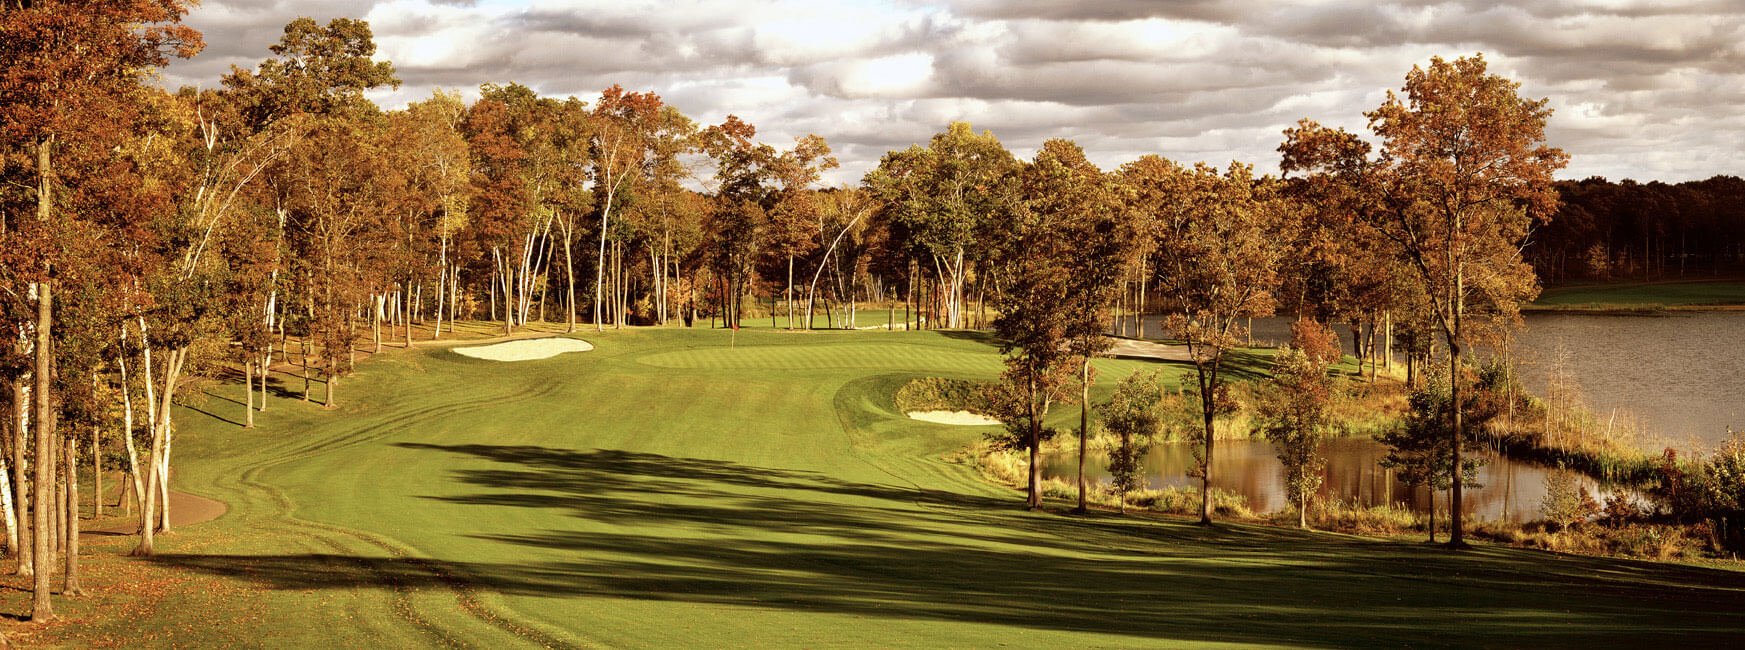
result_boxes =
[151,442,1745,646]
[180,399,245,428]
[936,329,1002,347]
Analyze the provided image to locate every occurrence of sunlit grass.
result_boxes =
[15,324,1742,647]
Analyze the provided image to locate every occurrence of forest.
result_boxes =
[1530,175,1745,282]
[4,4,1744,642]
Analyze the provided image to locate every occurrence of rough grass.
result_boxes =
[13,325,1745,647]
[1531,279,1745,311]
[893,376,989,414]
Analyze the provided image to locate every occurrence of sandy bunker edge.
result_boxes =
[906,410,1001,426]
[453,337,595,362]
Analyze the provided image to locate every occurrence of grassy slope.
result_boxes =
[32,326,1745,647]
[1532,279,1745,310]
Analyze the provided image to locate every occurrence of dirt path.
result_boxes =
[83,490,228,535]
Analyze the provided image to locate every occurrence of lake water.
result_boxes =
[1042,438,1622,522]
[1092,309,1745,519]
[1507,311,1745,449]
[1116,311,1745,449]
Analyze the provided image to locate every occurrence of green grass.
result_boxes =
[1532,279,1745,310]
[43,326,1745,647]
[688,306,949,330]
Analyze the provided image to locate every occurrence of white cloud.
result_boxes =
[166,0,1745,185]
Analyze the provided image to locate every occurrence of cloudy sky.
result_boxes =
[162,0,1745,186]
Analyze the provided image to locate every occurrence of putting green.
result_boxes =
[143,327,1744,648]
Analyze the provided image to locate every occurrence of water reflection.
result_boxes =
[1043,438,1627,522]
[1115,311,1745,448]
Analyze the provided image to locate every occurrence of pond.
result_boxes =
[1116,311,1745,449]
[1041,438,1625,522]
[1508,311,1745,449]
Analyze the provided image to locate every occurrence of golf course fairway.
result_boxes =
[82,327,1745,647]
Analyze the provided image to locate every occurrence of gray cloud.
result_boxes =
[162,0,1745,184]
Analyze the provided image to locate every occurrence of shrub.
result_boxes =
[1289,318,1341,367]
[895,377,988,413]
[1127,486,1253,518]
[1303,499,1420,536]
[1540,466,1601,531]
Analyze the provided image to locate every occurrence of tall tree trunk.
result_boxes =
[135,342,184,557]
[63,433,81,596]
[595,198,612,333]
[563,223,576,333]
[53,431,63,570]
[404,285,413,349]
[435,236,448,339]
[117,335,148,530]
[243,359,255,428]
[158,431,173,533]
[1198,362,1217,526]
[324,355,336,409]
[300,338,311,402]
[1026,374,1042,510]
[32,279,55,619]
[91,423,102,519]
[1076,356,1090,514]
[1427,487,1436,543]
[1448,265,1466,547]
[12,378,31,577]
[0,451,15,563]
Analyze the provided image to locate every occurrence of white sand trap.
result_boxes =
[907,410,1002,426]
[453,337,594,361]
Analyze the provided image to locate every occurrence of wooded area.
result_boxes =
[1530,176,1745,282]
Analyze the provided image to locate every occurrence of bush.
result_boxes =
[895,377,988,414]
[1302,499,1420,536]
[1289,318,1341,367]
[966,445,1252,517]
[1126,486,1253,518]
[1540,466,1601,531]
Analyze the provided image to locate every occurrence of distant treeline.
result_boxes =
[1529,176,1745,282]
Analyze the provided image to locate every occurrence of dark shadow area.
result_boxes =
[181,400,245,427]
[152,442,1745,646]
[1218,349,1274,382]
[935,329,1003,347]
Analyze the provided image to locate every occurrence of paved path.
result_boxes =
[1106,337,1191,362]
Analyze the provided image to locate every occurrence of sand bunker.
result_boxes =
[453,337,594,361]
[906,410,1002,426]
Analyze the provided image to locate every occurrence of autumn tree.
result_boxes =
[984,140,1126,510]
[1377,378,1486,543]
[222,17,398,127]
[1015,140,1129,513]
[590,85,667,330]
[1099,370,1164,513]
[463,90,533,330]
[865,122,1018,329]
[765,134,838,329]
[1150,160,1287,525]
[221,16,397,410]
[1281,54,1567,546]
[388,91,471,339]
[805,188,877,328]
[283,117,387,408]
[0,0,203,619]
[1255,343,1335,528]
